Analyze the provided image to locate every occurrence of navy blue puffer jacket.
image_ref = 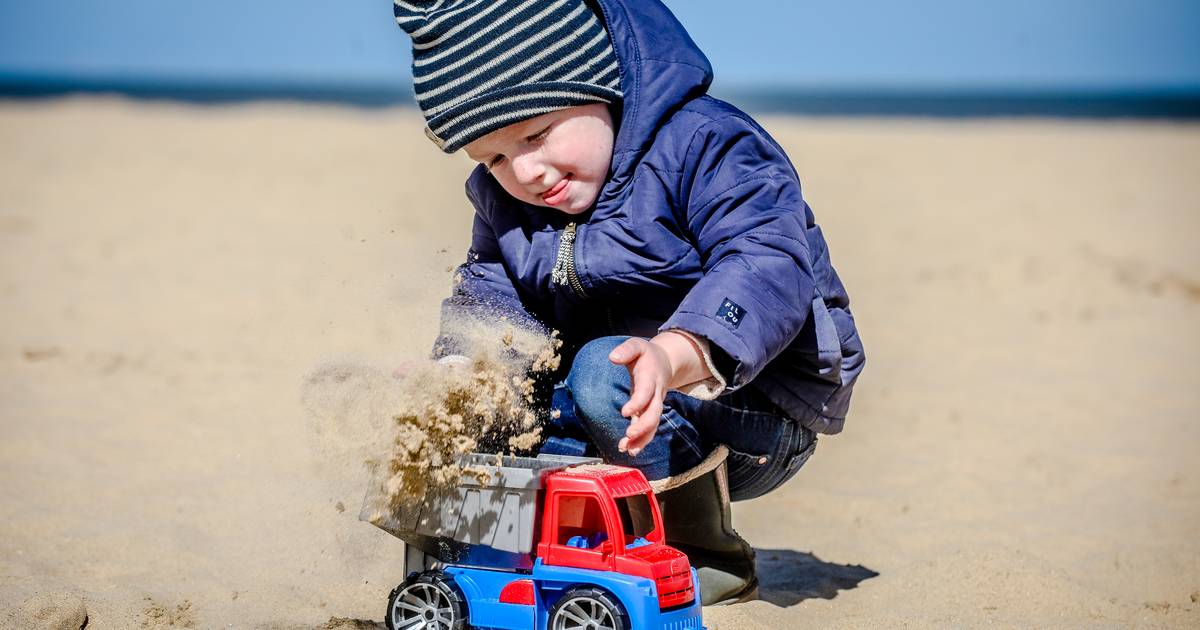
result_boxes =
[435,0,865,434]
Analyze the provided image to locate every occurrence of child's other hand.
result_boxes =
[608,332,710,456]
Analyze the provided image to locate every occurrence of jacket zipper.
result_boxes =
[551,222,589,299]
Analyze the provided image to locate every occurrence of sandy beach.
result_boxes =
[1,97,1197,628]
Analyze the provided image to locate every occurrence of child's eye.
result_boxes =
[487,155,505,170]
[526,127,550,143]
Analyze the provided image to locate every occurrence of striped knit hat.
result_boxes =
[394,0,623,153]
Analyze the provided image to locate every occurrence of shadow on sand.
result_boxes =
[756,548,879,607]
[318,617,386,629]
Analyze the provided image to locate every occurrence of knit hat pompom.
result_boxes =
[394,0,623,153]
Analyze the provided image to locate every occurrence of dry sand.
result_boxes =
[1,97,1197,628]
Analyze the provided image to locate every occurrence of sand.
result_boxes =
[0,97,1197,628]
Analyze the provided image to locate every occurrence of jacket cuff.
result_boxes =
[660,310,755,390]
[663,329,727,400]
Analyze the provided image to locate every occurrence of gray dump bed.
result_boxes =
[362,453,599,571]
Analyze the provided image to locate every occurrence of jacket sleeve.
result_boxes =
[660,117,815,389]
[432,183,546,358]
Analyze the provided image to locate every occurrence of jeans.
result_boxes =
[542,336,817,501]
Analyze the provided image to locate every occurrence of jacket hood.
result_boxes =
[590,0,713,194]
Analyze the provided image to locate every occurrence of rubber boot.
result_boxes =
[651,446,758,606]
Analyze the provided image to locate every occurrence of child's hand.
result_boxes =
[608,332,711,456]
[607,338,673,456]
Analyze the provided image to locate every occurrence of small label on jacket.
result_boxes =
[716,298,746,328]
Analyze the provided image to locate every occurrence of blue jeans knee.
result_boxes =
[564,336,633,449]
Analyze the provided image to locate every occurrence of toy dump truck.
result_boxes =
[363,453,705,630]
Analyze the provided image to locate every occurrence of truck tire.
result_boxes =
[385,570,468,630]
[548,587,630,630]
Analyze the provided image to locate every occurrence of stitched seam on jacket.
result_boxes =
[680,113,789,210]
[601,0,640,156]
[687,255,804,314]
[593,244,694,280]
[642,162,684,175]
[757,376,845,421]
[690,174,781,219]
[642,56,711,74]
[699,216,814,277]
[728,219,813,250]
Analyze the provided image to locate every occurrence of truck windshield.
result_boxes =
[615,492,656,539]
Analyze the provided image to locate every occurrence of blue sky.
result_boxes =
[1,0,1198,92]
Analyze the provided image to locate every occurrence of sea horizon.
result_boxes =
[3,72,1199,118]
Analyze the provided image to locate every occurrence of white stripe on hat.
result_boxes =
[583,60,620,85]
[432,88,608,136]
[559,49,612,83]
[440,98,609,149]
[413,0,579,86]
[420,20,604,113]
[412,0,528,50]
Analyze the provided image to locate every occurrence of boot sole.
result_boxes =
[708,578,759,606]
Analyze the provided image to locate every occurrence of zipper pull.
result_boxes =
[551,222,589,298]
[550,222,574,290]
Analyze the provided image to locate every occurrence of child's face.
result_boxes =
[463,103,614,215]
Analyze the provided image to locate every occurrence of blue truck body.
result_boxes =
[443,561,704,630]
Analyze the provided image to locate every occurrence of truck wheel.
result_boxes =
[385,570,468,630]
[549,587,629,630]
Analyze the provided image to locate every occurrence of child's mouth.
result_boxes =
[541,176,571,206]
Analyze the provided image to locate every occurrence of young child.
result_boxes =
[394,0,865,605]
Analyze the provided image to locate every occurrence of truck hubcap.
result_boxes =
[391,583,454,630]
[552,597,616,630]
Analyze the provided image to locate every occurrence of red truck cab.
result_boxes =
[535,464,696,609]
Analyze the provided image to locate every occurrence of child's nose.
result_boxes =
[510,154,545,186]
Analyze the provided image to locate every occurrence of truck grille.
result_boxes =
[661,615,704,629]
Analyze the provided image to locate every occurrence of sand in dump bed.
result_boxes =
[0,97,1198,628]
